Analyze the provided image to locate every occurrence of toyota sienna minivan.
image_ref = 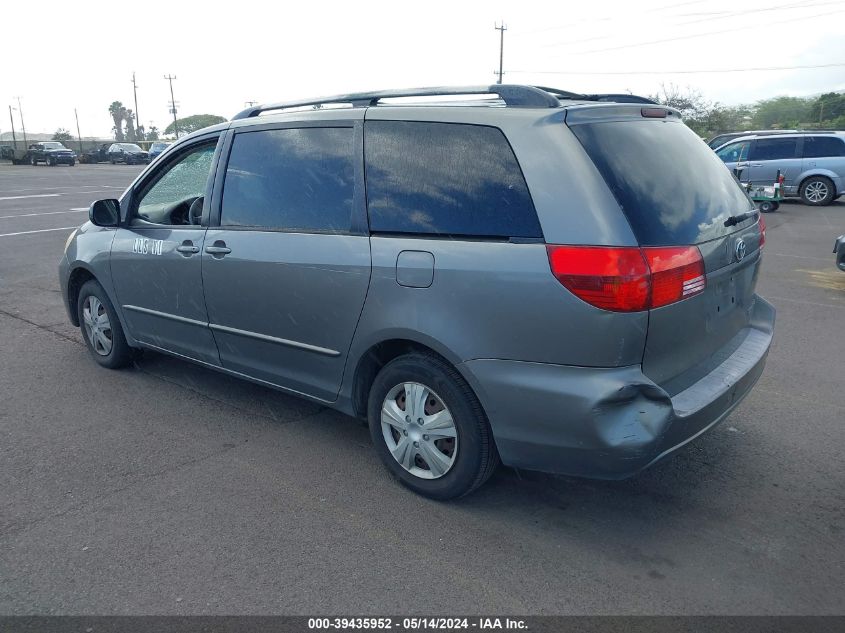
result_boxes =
[60,85,775,499]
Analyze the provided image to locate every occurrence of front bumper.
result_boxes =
[461,297,775,479]
[50,153,75,164]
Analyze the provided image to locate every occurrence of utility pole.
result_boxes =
[8,106,17,149]
[244,100,257,108]
[74,108,83,154]
[131,72,141,139]
[15,97,27,146]
[164,74,179,138]
[494,22,507,85]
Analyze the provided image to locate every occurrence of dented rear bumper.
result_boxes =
[460,297,775,479]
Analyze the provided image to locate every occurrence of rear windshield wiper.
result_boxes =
[724,210,758,227]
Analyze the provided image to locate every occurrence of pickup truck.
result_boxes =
[28,142,76,166]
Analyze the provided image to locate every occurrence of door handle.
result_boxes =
[751,163,763,167]
[176,241,200,256]
[205,241,231,257]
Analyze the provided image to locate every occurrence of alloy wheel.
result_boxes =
[805,181,829,203]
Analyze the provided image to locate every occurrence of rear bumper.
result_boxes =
[461,297,775,479]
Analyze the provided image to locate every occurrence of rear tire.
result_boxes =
[800,176,835,206]
[77,280,133,369]
[30,156,37,166]
[367,353,499,500]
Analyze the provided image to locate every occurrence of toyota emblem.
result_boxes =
[735,238,747,262]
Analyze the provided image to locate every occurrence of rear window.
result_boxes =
[804,136,845,158]
[571,120,754,246]
[365,121,541,239]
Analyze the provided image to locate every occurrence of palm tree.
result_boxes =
[125,109,136,142]
[108,101,125,141]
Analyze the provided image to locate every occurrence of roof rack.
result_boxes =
[230,84,660,120]
[231,84,561,120]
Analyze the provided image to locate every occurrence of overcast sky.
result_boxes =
[2,0,844,139]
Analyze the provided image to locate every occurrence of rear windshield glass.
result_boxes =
[571,120,754,246]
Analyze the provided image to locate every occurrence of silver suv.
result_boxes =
[715,132,845,205]
[59,85,775,499]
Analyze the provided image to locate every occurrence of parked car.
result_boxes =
[107,143,150,165]
[706,129,799,149]
[715,132,845,206]
[148,142,171,160]
[835,235,845,272]
[60,85,774,499]
[28,141,76,166]
[79,143,112,164]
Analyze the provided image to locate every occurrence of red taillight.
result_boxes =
[546,246,650,311]
[758,215,766,249]
[643,247,706,309]
[546,245,705,312]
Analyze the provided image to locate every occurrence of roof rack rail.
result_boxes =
[231,84,561,120]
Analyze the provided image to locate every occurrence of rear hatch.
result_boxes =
[566,105,764,394]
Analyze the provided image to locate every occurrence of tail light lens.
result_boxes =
[758,215,766,249]
[547,245,706,312]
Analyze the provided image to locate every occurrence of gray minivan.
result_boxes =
[715,132,845,205]
[60,85,774,499]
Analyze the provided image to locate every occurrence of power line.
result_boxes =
[574,7,845,54]
[534,1,840,50]
[512,0,712,37]
[507,62,845,76]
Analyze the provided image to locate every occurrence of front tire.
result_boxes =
[367,353,499,500]
[800,176,835,206]
[77,280,133,369]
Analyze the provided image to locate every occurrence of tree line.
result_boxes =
[650,84,845,139]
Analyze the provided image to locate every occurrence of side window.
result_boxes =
[804,136,845,158]
[134,141,217,225]
[365,121,541,239]
[749,138,800,161]
[716,141,750,163]
[220,127,354,232]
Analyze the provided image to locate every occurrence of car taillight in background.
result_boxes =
[546,245,706,312]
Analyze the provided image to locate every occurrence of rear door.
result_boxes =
[569,110,764,392]
[803,135,845,184]
[201,115,371,401]
[747,136,803,190]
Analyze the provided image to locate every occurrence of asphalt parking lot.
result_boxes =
[0,163,843,615]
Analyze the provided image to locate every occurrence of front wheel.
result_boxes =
[368,353,499,499]
[759,200,779,213]
[77,280,134,369]
[30,155,37,166]
[800,176,835,206]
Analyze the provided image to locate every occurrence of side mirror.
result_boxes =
[89,199,120,227]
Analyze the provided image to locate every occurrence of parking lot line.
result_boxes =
[0,226,76,238]
[0,209,88,220]
[0,193,62,201]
